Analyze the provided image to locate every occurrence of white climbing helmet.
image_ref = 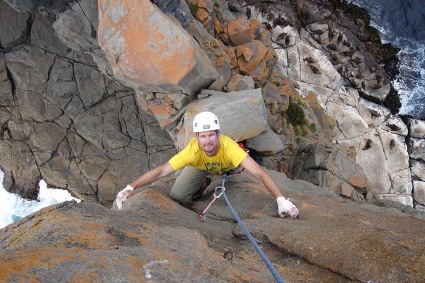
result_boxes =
[193,111,220,133]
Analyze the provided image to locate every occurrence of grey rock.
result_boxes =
[4,0,75,13]
[16,89,62,122]
[410,119,425,138]
[245,128,284,155]
[411,160,425,180]
[180,88,269,149]
[0,140,40,199]
[0,53,14,107]
[410,138,425,162]
[0,1,31,48]
[413,181,425,205]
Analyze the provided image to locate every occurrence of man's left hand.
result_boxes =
[276,196,299,219]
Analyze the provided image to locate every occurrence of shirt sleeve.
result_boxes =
[168,138,198,171]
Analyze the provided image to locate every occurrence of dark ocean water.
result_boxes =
[350,0,425,119]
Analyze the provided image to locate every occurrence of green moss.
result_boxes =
[187,2,198,17]
[287,101,305,126]
[309,123,317,132]
[213,0,224,21]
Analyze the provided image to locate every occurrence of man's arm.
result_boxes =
[129,162,175,190]
[240,156,283,198]
[240,156,299,219]
[115,162,174,209]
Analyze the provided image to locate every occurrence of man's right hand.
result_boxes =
[116,185,134,210]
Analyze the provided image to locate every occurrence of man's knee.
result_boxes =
[169,189,184,202]
[169,190,193,208]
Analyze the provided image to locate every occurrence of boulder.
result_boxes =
[413,181,425,206]
[136,91,194,130]
[226,74,255,92]
[176,88,270,150]
[226,17,253,46]
[410,138,425,162]
[97,0,218,94]
[248,44,276,86]
[411,160,425,180]
[245,128,284,155]
[410,119,425,138]
[375,194,414,207]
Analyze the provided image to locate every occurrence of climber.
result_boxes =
[116,111,299,219]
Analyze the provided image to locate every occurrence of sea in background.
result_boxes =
[1,0,424,230]
[350,0,425,119]
[0,170,80,229]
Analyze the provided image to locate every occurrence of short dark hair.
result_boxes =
[195,130,220,138]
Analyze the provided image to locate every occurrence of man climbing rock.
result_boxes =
[116,111,299,219]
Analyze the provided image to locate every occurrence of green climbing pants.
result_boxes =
[170,166,209,206]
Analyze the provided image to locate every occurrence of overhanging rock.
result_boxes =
[175,88,270,150]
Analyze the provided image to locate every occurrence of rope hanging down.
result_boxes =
[197,174,285,283]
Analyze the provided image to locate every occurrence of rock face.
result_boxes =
[0,0,178,204]
[1,173,424,282]
[290,139,372,202]
[1,0,425,209]
[226,0,423,208]
[2,0,425,280]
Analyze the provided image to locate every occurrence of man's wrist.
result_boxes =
[125,184,134,191]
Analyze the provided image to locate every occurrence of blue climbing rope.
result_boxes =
[219,174,285,283]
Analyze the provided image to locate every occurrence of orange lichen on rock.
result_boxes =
[98,0,217,93]
[226,18,252,46]
[143,189,180,212]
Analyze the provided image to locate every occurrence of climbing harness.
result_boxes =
[196,172,285,283]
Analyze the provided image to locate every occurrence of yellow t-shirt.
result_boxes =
[169,134,248,174]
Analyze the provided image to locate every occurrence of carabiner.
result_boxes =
[214,186,225,198]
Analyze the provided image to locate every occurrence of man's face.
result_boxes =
[196,130,220,156]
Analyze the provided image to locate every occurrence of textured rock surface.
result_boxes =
[1,172,424,282]
[1,1,425,281]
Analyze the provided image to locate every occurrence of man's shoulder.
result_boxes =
[220,134,241,150]
[219,134,234,142]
